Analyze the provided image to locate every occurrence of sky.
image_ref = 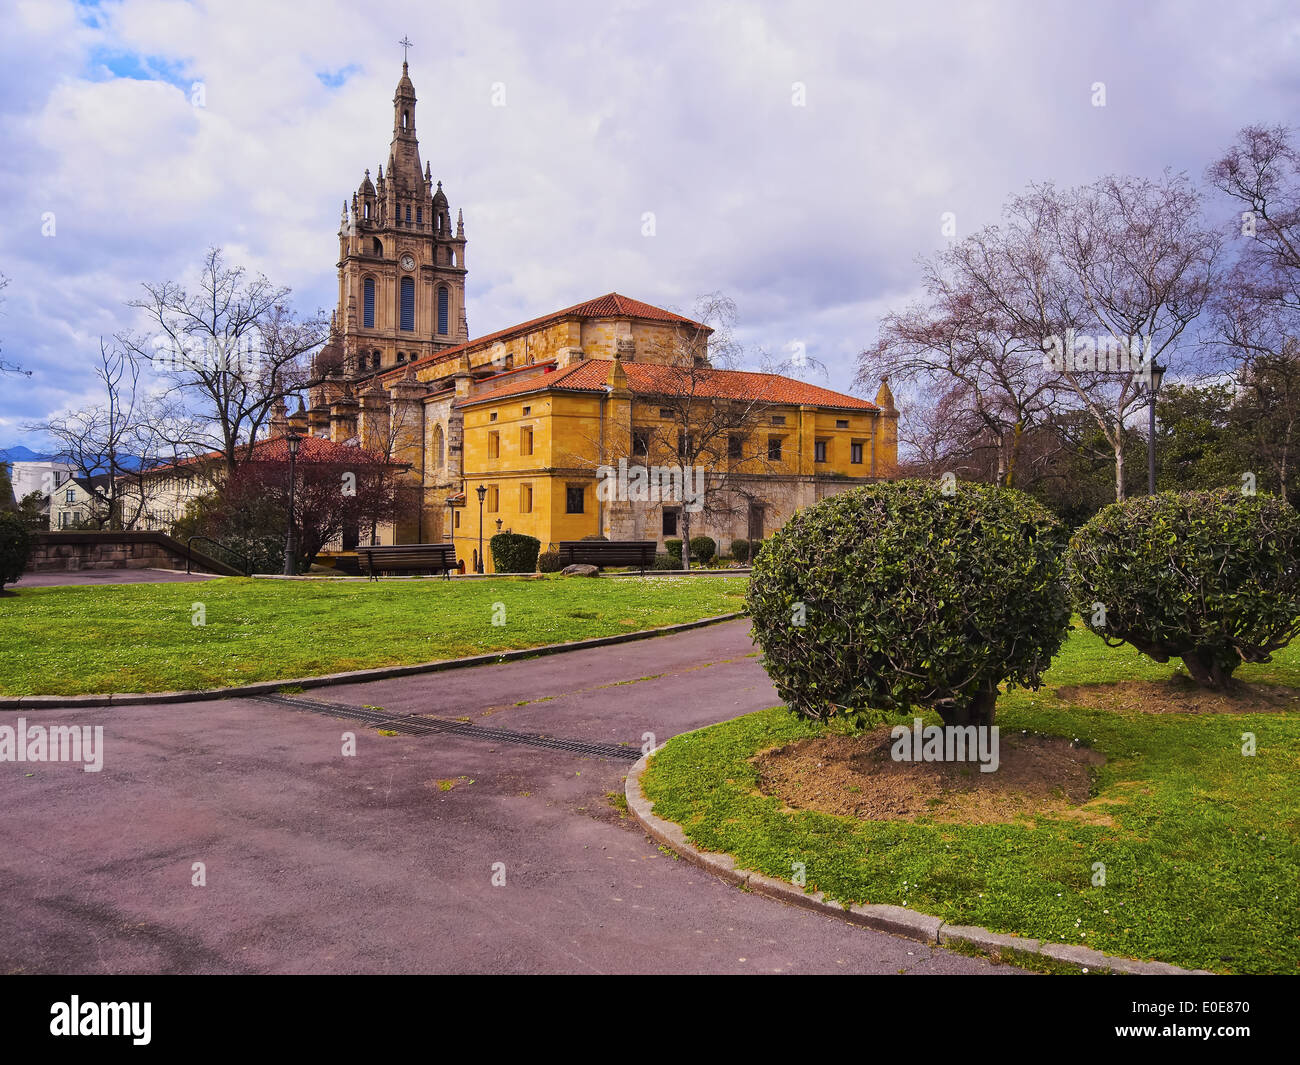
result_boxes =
[1,0,1297,450]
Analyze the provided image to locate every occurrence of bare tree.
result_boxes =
[120,247,327,476]
[24,338,200,529]
[0,273,27,377]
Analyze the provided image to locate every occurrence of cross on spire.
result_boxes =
[399,35,413,63]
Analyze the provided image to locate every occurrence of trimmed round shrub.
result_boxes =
[747,479,1070,726]
[689,536,716,564]
[653,553,679,570]
[731,539,751,563]
[0,511,33,593]
[537,550,563,573]
[490,531,541,574]
[664,538,683,560]
[1066,488,1300,688]
[581,534,609,541]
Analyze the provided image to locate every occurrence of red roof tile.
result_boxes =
[457,359,878,411]
[381,292,709,384]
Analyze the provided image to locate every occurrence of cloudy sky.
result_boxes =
[1,0,1296,448]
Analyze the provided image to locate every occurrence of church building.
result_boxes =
[302,59,898,571]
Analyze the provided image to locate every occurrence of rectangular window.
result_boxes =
[566,485,584,514]
[851,441,864,464]
[662,508,678,536]
[488,486,500,513]
[65,488,75,502]
[768,437,783,462]
[522,406,531,415]
[400,276,415,331]
[59,512,69,528]
[438,286,449,334]
[836,419,850,429]
[727,434,743,460]
[363,278,376,329]
[520,426,534,456]
[454,510,460,529]
[633,427,651,456]
[815,440,828,463]
[488,431,500,459]
[417,207,423,225]
[771,414,786,426]
[489,411,498,421]
[520,483,533,513]
[659,407,674,419]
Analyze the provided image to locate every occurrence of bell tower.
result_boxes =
[330,47,469,384]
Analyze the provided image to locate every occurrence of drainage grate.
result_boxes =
[256,693,641,761]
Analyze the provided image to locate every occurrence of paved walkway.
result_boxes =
[0,620,1016,974]
[16,568,221,587]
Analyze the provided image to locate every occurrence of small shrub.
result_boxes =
[581,534,609,542]
[731,539,750,563]
[490,531,541,574]
[664,538,683,560]
[747,479,1070,727]
[0,511,34,592]
[653,553,679,570]
[1067,488,1300,688]
[750,539,766,560]
[689,536,716,564]
[537,550,563,573]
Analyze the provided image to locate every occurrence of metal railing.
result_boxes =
[186,535,251,577]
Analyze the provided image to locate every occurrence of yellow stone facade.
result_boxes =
[301,61,899,571]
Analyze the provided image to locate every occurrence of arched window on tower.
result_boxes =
[363,202,370,219]
[400,276,415,332]
[402,110,409,130]
[437,286,449,335]
[417,207,423,226]
[432,424,445,469]
[372,237,383,256]
[405,205,412,223]
[363,277,376,329]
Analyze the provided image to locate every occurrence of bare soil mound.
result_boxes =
[1055,677,1300,715]
[754,728,1106,825]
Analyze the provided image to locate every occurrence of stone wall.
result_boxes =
[26,532,240,575]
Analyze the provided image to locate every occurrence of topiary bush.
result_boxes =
[731,539,750,563]
[747,479,1070,727]
[664,538,683,560]
[1066,488,1300,688]
[490,531,541,574]
[0,511,34,593]
[537,550,563,573]
[653,553,679,570]
[689,536,716,565]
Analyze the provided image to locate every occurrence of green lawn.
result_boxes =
[1,575,748,695]
[641,623,1300,974]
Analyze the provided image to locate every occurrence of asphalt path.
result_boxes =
[0,620,1016,974]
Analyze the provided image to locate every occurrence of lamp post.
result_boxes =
[495,518,503,533]
[283,431,303,576]
[475,484,487,574]
[1146,361,1166,496]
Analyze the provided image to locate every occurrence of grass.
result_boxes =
[641,621,1300,974]
[0,574,748,695]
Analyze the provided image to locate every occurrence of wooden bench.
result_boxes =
[356,543,458,580]
[556,540,657,575]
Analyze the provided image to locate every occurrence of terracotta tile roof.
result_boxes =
[143,434,391,475]
[382,292,709,383]
[457,359,879,411]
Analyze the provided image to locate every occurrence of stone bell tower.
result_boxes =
[330,55,469,383]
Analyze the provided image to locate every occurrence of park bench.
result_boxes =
[556,540,658,575]
[356,543,458,580]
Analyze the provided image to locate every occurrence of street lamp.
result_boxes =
[495,518,503,532]
[1146,361,1166,496]
[475,484,487,574]
[283,431,302,576]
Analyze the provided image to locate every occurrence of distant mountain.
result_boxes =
[0,445,51,462]
[0,446,148,470]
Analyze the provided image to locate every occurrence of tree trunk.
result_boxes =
[1181,651,1235,690]
[934,683,998,727]
[1114,441,1126,502]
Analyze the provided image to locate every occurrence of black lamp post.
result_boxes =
[475,484,487,573]
[283,431,302,576]
[1146,361,1166,496]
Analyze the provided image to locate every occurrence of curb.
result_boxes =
[0,612,746,711]
[624,751,1212,975]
